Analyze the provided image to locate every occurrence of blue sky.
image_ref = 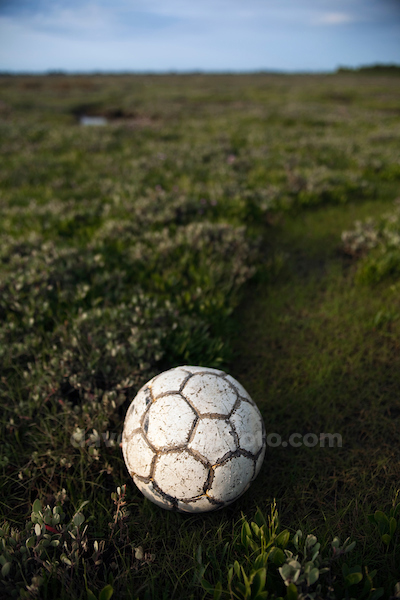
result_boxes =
[0,0,399,72]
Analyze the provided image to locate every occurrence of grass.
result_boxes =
[231,199,400,554]
[1,71,400,599]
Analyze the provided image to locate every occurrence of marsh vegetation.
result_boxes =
[1,71,400,598]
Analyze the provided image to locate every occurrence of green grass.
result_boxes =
[1,72,400,599]
[229,197,400,594]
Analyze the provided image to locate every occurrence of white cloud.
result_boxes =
[313,12,355,25]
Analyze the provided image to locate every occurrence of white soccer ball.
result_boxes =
[122,365,266,512]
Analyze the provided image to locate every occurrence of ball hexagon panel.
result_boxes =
[177,495,221,513]
[230,401,265,455]
[188,418,237,464]
[123,432,155,478]
[144,394,196,450]
[225,374,253,402]
[134,477,174,510]
[150,367,190,398]
[181,365,224,375]
[209,454,255,503]
[153,451,209,500]
[182,373,237,416]
[123,386,151,437]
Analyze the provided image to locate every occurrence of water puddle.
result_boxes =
[80,115,108,126]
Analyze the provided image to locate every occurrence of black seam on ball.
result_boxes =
[186,415,199,445]
[203,467,214,493]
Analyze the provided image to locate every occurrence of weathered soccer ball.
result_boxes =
[122,365,266,512]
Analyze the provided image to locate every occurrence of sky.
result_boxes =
[0,0,399,73]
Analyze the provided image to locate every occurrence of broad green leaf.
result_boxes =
[279,563,293,580]
[201,579,214,594]
[253,593,269,600]
[213,581,222,600]
[61,554,72,567]
[87,590,97,600]
[275,530,290,549]
[254,508,267,529]
[240,564,250,588]
[251,522,261,538]
[381,533,391,545]
[234,560,241,579]
[26,536,36,548]
[286,583,298,600]
[235,582,246,596]
[248,538,258,553]
[270,547,286,566]
[292,530,302,550]
[241,527,250,550]
[1,562,11,577]
[305,535,317,548]
[99,585,113,600]
[311,548,320,562]
[73,512,85,527]
[32,499,42,514]
[242,521,252,539]
[344,541,356,553]
[251,568,266,597]
[348,565,362,574]
[390,517,397,536]
[228,566,233,585]
[345,572,363,586]
[374,511,389,527]
[308,567,319,585]
[254,553,268,570]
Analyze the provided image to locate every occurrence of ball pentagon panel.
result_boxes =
[230,401,265,455]
[123,386,151,437]
[182,373,238,416]
[123,432,155,478]
[145,394,196,450]
[188,418,237,464]
[122,366,266,512]
[209,454,255,503]
[150,367,190,398]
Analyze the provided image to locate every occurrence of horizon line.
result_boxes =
[1,63,400,77]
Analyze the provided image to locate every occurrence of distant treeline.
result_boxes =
[1,64,399,77]
[336,64,400,74]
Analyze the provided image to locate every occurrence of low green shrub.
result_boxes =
[196,502,386,600]
[3,495,394,600]
[341,200,400,284]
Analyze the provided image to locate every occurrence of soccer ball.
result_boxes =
[122,365,266,512]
